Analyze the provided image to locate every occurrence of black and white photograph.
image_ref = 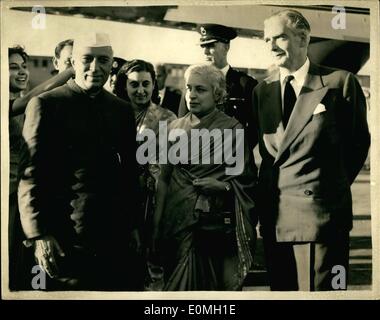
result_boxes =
[1,0,379,300]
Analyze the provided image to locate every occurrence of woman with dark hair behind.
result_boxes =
[114,59,176,289]
[114,59,161,105]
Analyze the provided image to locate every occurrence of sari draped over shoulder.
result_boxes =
[161,109,257,290]
[135,103,177,222]
[136,102,177,136]
[135,103,177,290]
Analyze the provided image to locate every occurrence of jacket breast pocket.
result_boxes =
[307,107,340,146]
[311,111,327,122]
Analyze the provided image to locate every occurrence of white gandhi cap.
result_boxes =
[73,32,112,49]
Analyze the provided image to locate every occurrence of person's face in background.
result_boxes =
[72,45,113,92]
[9,53,29,93]
[201,41,229,69]
[155,65,167,91]
[185,72,216,118]
[126,71,154,109]
[53,45,73,73]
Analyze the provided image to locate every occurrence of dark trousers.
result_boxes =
[263,232,349,291]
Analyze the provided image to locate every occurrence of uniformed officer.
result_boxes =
[178,23,258,148]
[108,56,127,94]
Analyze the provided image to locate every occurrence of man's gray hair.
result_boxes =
[268,9,311,35]
[184,64,227,104]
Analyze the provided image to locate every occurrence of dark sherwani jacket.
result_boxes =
[18,79,141,252]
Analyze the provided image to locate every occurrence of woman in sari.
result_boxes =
[152,64,257,290]
[114,59,177,288]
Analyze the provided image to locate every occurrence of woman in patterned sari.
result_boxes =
[152,64,257,290]
[115,60,176,288]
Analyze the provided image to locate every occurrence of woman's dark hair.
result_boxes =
[114,59,160,105]
[8,45,28,62]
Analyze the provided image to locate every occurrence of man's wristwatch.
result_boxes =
[224,182,232,192]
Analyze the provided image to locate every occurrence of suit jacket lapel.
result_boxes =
[274,63,328,164]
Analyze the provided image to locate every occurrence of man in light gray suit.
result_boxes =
[252,9,370,290]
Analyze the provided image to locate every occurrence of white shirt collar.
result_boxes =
[220,64,230,77]
[280,57,309,86]
[279,57,310,98]
[159,87,166,101]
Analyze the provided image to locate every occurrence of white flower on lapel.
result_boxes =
[313,103,326,115]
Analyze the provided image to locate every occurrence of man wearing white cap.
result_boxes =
[18,32,143,290]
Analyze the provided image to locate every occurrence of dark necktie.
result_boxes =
[283,75,296,128]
